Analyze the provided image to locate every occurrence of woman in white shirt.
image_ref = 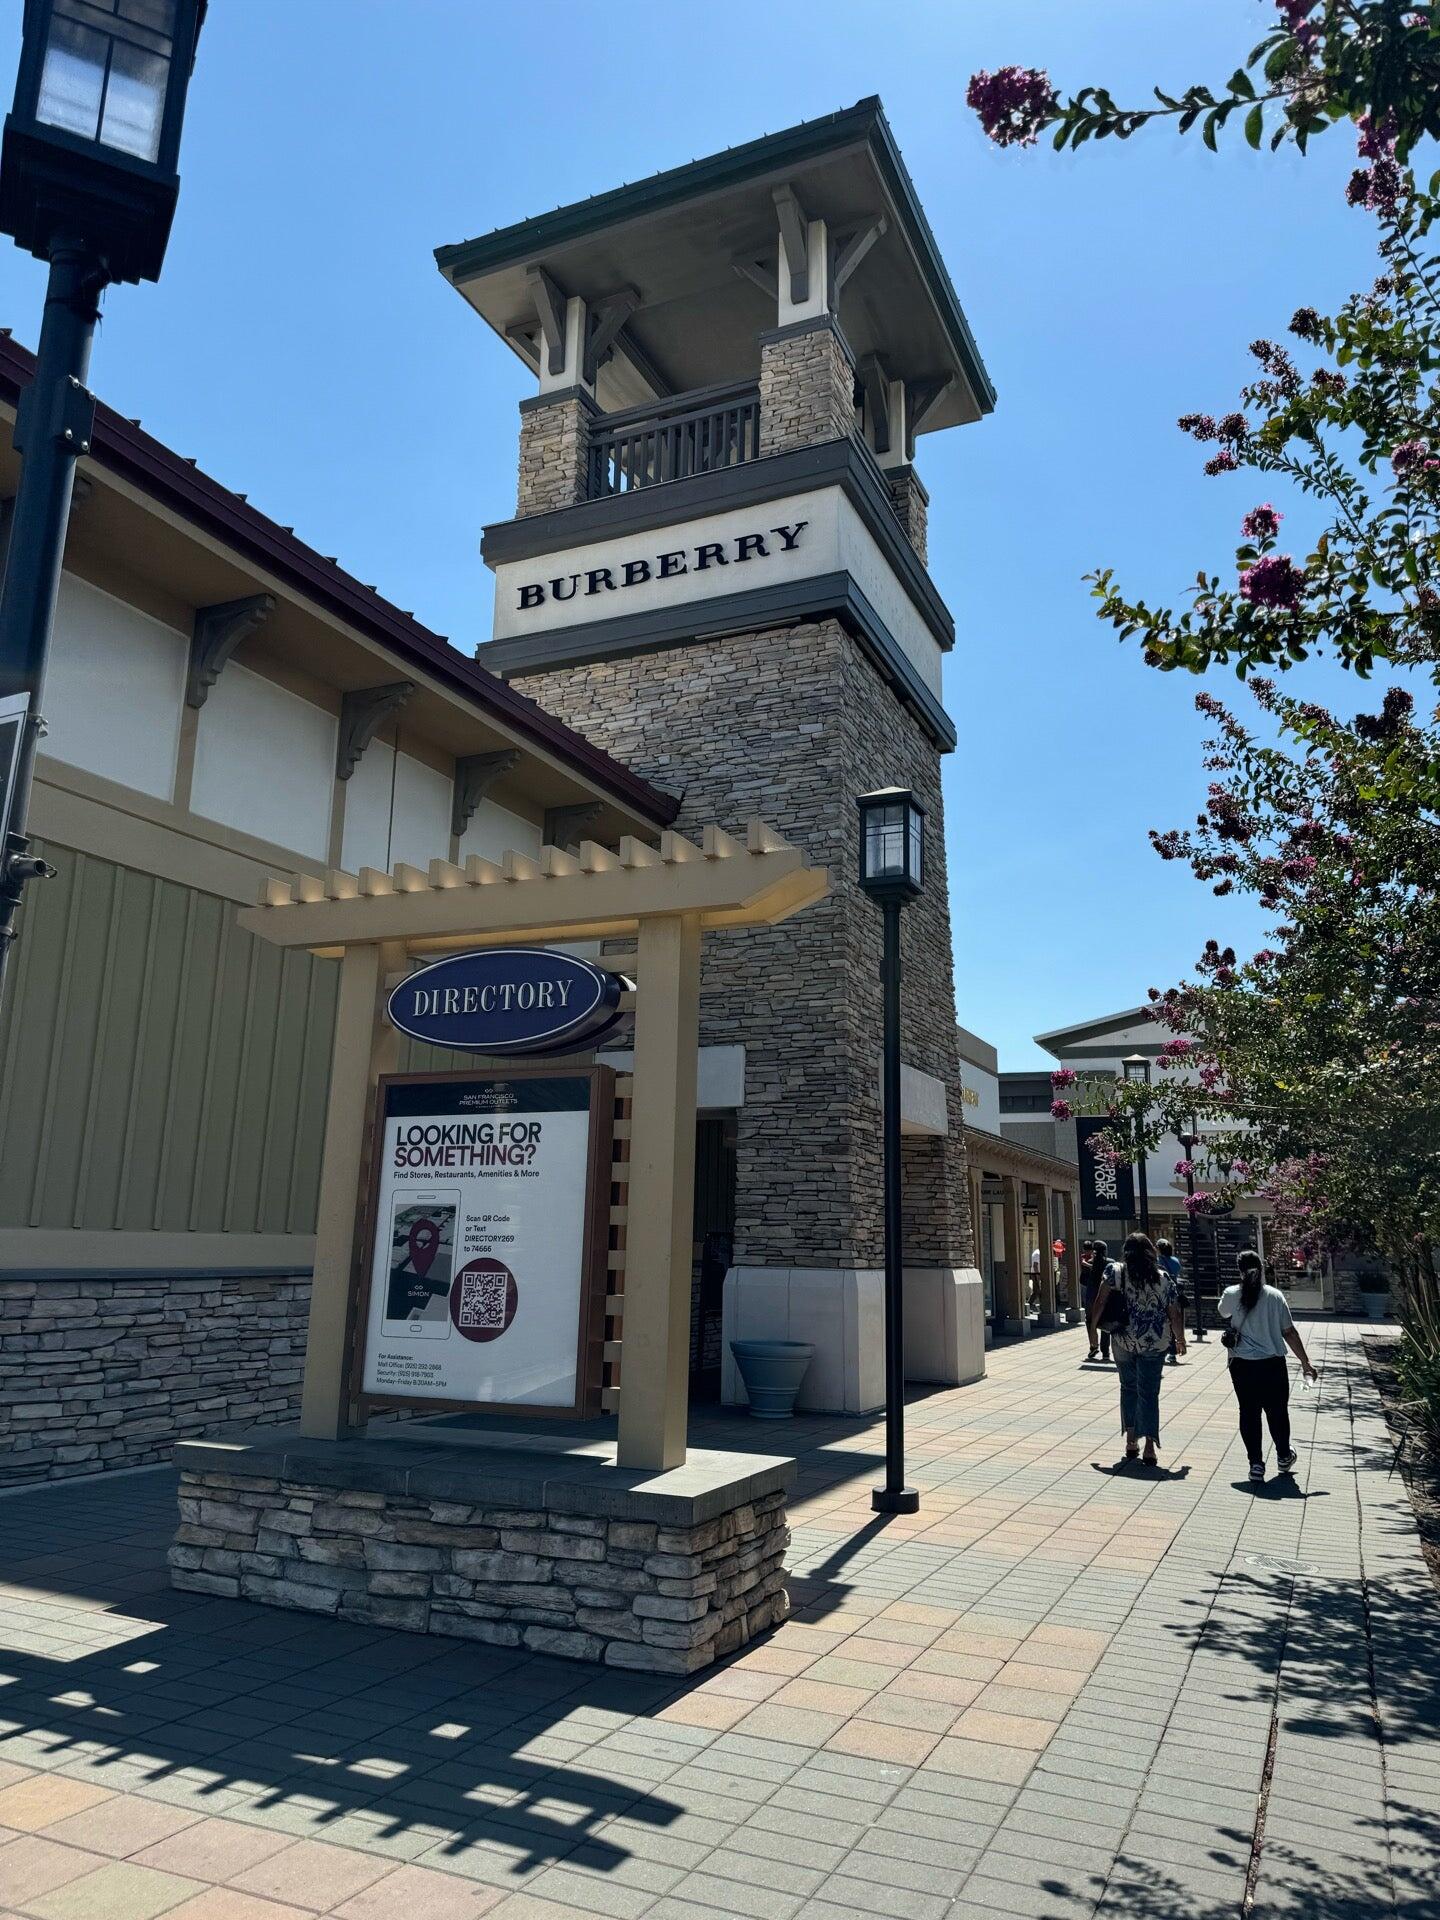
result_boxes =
[1219,1251,1317,1484]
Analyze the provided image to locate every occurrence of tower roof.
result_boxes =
[436,98,994,431]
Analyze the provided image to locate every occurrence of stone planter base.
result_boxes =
[169,1427,793,1673]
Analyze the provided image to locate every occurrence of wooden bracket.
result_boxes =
[544,800,604,852]
[905,374,953,459]
[830,216,887,310]
[186,593,276,710]
[772,185,810,305]
[526,265,570,377]
[336,681,414,781]
[732,256,779,302]
[857,353,891,457]
[451,748,519,839]
[584,286,641,386]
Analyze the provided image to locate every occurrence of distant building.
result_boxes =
[958,1025,1081,1340]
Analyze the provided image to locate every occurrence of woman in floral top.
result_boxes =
[1088,1232,1186,1467]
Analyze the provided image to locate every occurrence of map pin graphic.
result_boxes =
[409,1217,440,1276]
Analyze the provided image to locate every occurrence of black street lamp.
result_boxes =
[857,786,923,1517]
[1178,1111,1206,1341]
[1121,1053,1151,1237]
[0,0,205,991]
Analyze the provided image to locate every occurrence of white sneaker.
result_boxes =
[1276,1449,1298,1473]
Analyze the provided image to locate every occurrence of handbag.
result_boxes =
[1221,1299,1249,1350]
[1097,1263,1130,1333]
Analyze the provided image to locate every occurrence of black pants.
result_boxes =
[1228,1356,1291,1463]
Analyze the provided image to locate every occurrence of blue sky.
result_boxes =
[0,0,1394,1067]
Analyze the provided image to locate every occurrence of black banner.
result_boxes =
[1076,1116,1135,1222]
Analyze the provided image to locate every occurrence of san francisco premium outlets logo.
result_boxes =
[516,521,807,611]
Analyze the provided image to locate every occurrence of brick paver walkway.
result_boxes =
[0,1322,1435,1920]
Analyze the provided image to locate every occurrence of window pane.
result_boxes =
[120,0,178,32]
[99,37,168,161]
[36,17,107,141]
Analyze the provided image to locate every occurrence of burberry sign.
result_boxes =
[515,520,807,611]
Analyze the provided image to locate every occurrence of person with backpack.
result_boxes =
[1082,1240,1111,1361]
[1088,1232,1186,1466]
[1219,1249,1317,1484]
[1156,1236,1184,1365]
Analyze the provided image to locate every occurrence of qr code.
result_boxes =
[457,1268,508,1330]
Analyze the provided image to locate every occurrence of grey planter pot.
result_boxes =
[730,1339,814,1419]
[1359,1290,1390,1321]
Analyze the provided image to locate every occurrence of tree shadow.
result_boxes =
[0,1472,709,1890]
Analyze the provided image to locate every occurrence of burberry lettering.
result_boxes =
[516,521,807,611]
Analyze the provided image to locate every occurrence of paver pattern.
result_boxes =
[0,1321,1435,1919]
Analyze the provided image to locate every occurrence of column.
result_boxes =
[617,911,702,1472]
[1000,1173,1026,1338]
[1037,1186,1058,1327]
[300,939,404,1439]
[1061,1187,1080,1322]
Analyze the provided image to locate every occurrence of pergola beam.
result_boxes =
[238,822,825,952]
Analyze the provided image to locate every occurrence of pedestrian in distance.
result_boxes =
[1089,1232,1186,1467]
[1081,1239,1111,1361]
[1219,1249,1317,1484]
[1157,1236,1183,1365]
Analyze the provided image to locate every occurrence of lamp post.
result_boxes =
[857,786,923,1517]
[1178,1113,1206,1340]
[1121,1053,1151,1237]
[0,0,205,997]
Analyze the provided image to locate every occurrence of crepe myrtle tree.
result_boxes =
[1060,678,1440,1389]
[967,3,1440,160]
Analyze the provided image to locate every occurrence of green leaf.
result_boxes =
[1245,103,1264,149]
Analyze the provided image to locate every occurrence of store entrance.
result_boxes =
[689,1113,737,1399]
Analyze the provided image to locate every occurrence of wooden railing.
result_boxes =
[586,382,761,499]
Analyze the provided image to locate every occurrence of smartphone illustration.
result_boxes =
[383,1191,458,1337]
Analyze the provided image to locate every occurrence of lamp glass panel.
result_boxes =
[908,808,923,887]
[36,16,107,141]
[863,803,907,881]
[99,35,168,159]
[119,0,179,31]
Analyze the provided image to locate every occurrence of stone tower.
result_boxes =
[437,97,995,1410]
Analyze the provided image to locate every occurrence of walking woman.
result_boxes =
[1088,1233,1186,1466]
[1082,1240,1111,1361]
[1219,1250,1317,1484]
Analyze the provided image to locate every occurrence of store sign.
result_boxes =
[387,947,623,1056]
[359,1069,611,1413]
[515,521,806,612]
[1076,1116,1135,1221]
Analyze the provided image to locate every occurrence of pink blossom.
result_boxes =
[1160,1038,1193,1061]
[1241,504,1282,541]
[1205,449,1239,476]
[1050,1099,1074,1121]
[966,67,1057,148]
[1183,1192,1214,1216]
[1050,1067,1077,1088]
[1174,1160,1196,1179]
[1240,554,1306,609]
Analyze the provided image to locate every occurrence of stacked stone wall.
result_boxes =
[758,322,857,455]
[170,1469,788,1673]
[886,466,930,565]
[516,393,594,517]
[0,1272,308,1488]
[512,618,974,1273]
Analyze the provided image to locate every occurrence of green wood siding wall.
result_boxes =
[0,843,340,1236]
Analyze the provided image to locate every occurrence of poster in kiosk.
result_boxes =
[359,948,621,1415]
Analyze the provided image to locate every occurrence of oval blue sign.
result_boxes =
[387,947,624,1056]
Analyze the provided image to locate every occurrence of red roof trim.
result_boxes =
[0,332,678,828]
